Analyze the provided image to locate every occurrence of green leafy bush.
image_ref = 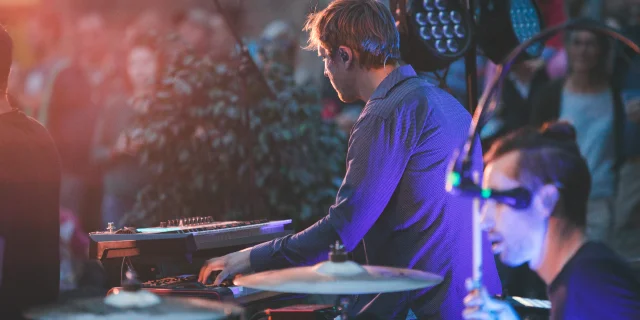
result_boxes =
[124,36,347,229]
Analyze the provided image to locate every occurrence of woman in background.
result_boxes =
[92,34,159,228]
[531,29,624,244]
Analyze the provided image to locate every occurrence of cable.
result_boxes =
[249,310,268,320]
[120,257,126,286]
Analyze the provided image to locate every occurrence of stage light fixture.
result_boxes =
[475,0,545,63]
[391,0,473,71]
[392,0,545,72]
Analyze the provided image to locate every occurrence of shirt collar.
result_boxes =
[369,64,418,101]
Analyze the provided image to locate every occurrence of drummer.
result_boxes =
[200,0,501,318]
[463,122,640,319]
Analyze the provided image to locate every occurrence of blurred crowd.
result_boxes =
[2,0,640,301]
[4,5,305,291]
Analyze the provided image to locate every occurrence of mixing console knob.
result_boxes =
[160,222,167,228]
[107,222,115,233]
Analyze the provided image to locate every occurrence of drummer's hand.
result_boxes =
[463,283,520,320]
[198,247,252,285]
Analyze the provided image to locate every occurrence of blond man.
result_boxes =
[200,1,500,318]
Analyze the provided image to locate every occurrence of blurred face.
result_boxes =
[319,46,358,103]
[179,21,207,49]
[482,152,548,268]
[127,46,158,91]
[77,14,108,62]
[567,31,602,74]
[26,19,46,51]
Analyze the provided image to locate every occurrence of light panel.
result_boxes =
[393,0,473,71]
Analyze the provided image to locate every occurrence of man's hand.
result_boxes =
[198,248,252,286]
[626,98,640,123]
[463,282,520,320]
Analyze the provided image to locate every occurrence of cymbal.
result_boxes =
[25,289,244,320]
[234,260,443,295]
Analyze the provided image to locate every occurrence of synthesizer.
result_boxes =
[107,274,303,307]
[89,218,293,260]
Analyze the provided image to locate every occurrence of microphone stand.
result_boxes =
[462,0,483,292]
[212,0,276,218]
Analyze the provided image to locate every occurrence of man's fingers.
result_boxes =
[198,258,224,283]
[463,292,483,307]
[198,265,210,283]
[462,307,493,320]
[214,269,229,286]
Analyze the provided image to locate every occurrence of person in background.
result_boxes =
[74,12,122,233]
[530,29,624,243]
[481,58,549,152]
[199,1,501,318]
[16,11,68,119]
[76,12,121,99]
[608,6,640,265]
[18,12,95,235]
[0,26,61,319]
[463,122,640,320]
[92,34,156,229]
[173,8,212,55]
[124,9,165,45]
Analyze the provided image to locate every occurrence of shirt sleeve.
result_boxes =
[250,111,417,272]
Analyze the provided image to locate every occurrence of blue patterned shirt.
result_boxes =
[250,65,501,319]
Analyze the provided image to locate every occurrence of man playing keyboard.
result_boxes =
[200,1,501,318]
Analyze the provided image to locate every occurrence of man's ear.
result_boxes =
[337,45,354,68]
[532,184,560,219]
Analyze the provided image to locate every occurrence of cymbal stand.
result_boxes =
[329,241,352,319]
[335,295,352,320]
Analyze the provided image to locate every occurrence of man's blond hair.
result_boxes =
[303,0,400,69]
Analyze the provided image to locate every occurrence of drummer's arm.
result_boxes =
[250,112,415,272]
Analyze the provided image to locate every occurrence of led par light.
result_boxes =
[392,0,474,71]
[475,0,545,63]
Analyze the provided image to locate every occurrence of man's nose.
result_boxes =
[480,202,496,231]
